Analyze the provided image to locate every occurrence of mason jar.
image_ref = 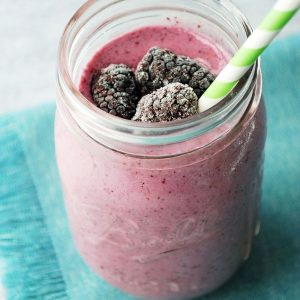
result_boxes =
[55,1,266,299]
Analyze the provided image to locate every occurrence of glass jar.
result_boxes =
[55,1,266,299]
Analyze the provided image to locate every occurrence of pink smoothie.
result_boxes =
[79,26,227,101]
[55,26,266,300]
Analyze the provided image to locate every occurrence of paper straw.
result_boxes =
[199,0,300,112]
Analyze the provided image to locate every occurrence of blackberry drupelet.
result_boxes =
[91,64,139,119]
[132,83,198,123]
[135,47,215,97]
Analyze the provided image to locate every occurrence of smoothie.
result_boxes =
[79,26,226,101]
[55,25,266,300]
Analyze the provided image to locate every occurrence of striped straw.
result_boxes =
[199,0,300,112]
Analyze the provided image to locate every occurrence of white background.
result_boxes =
[0,0,299,115]
[0,1,299,299]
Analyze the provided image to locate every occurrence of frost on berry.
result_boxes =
[135,47,215,97]
[132,83,198,123]
[91,64,139,119]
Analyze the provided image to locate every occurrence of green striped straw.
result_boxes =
[199,0,300,112]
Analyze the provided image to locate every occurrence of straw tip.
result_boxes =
[198,96,222,112]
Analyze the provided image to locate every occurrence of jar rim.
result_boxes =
[57,0,259,146]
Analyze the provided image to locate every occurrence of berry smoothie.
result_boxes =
[55,26,266,300]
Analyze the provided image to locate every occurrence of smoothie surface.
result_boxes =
[79,25,228,101]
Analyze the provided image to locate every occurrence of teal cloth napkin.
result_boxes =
[0,35,300,300]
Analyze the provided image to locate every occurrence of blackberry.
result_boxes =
[91,64,139,119]
[132,83,198,123]
[135,47,215,97]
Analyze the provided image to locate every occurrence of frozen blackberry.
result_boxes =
[91,64,139,119]
[135,47,215,97]
[132,83,198,123]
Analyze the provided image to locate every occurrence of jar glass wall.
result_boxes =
[55,1,266,299]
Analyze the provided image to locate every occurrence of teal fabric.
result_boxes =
[0,35,300,300]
